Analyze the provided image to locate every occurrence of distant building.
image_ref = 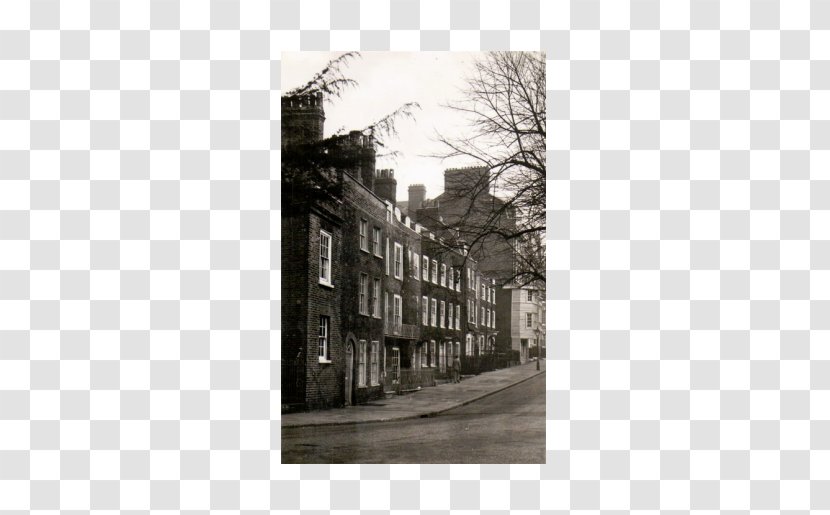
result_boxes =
[400,167,539,364]
[496,283,545,363]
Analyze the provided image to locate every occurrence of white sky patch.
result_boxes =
[281,52,486,203]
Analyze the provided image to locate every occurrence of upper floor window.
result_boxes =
[359,219,368,252]
[372,227,381,256]
[372,278,381,318]
[319,230,332,286]
[527,289,533,302]
[441,264,447,288]
[359,273,369,315]
[448,303,453,329]
[422,255,429,281]
[430,298,437,327]
[455,304,460,330]
[413,252,420,279]
[440,301,445,328]
[318,316,329,362]
[481,306,485,326]
[393,294,402,331]
[385,238,390,275]
[526,312,533,328]
[455,269,461,291]
[431,259,438,284]
[422,295,429,325]
[481,283,486,300]
[394,242,403,280]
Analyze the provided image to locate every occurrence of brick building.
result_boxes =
[281,92,500,412]
[400,168,527,363]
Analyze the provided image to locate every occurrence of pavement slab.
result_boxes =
[281,360,546,428]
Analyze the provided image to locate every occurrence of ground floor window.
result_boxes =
[318,316,329,361]
[358,340,367,386]
[421,342,428,368]
[438,342,445,372]
[391,347,400,383]
[430,340,436,367]
[370,341,379,385]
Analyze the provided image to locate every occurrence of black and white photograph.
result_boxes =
[280,52,546,464]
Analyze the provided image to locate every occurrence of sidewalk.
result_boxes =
[281,360,545,428]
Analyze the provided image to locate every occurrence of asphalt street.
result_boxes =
[281,372,545,464]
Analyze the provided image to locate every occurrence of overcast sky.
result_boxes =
[281,52,483,203]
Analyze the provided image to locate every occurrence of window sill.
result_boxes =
[374,253,383,259]
[318,358,332,364]
[361,248,370,254]
[319,280,334,289]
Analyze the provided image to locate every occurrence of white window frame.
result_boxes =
[430,340,436,367]
[394,242,403,280]
[413,252,420,279]
[441,264,447,287]
[455,268,461,291]
[422,255,429,281]
[372,227,381,256]
[527,289,533,302]
[448,303,453,330]
[319,230,332,287]
[393,294,402,331]
[431,259,438,284]
[358,340,367,387]
[455,305,460,330]
[370,341,379,385]
[318,316,330,362]
[422,295,428,325]
[430,298,437,327]
[420,342,427,368]
[526,312,533,328]
[466,334,473,356]
[440,301,445,328]
[359,273,369,315]
[372,278,381,318]
[481,306,485,326]
[385,237,390,275]
[359,219,369,253]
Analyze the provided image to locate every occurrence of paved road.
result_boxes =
[281,373,545,464]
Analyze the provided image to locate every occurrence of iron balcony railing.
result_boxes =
[383,321,419,339]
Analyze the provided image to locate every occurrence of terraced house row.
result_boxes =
[281,92,535,412]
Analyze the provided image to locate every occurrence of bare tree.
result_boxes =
[282,52,420,207]
[429,51,546,288]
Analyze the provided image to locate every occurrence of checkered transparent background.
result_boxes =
[2,0,830,511]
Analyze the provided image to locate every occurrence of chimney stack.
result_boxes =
[374,168,397,204]
[408,183,426,213]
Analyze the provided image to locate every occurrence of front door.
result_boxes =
[345,342,353,406]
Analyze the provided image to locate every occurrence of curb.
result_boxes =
[281,366,545,429]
